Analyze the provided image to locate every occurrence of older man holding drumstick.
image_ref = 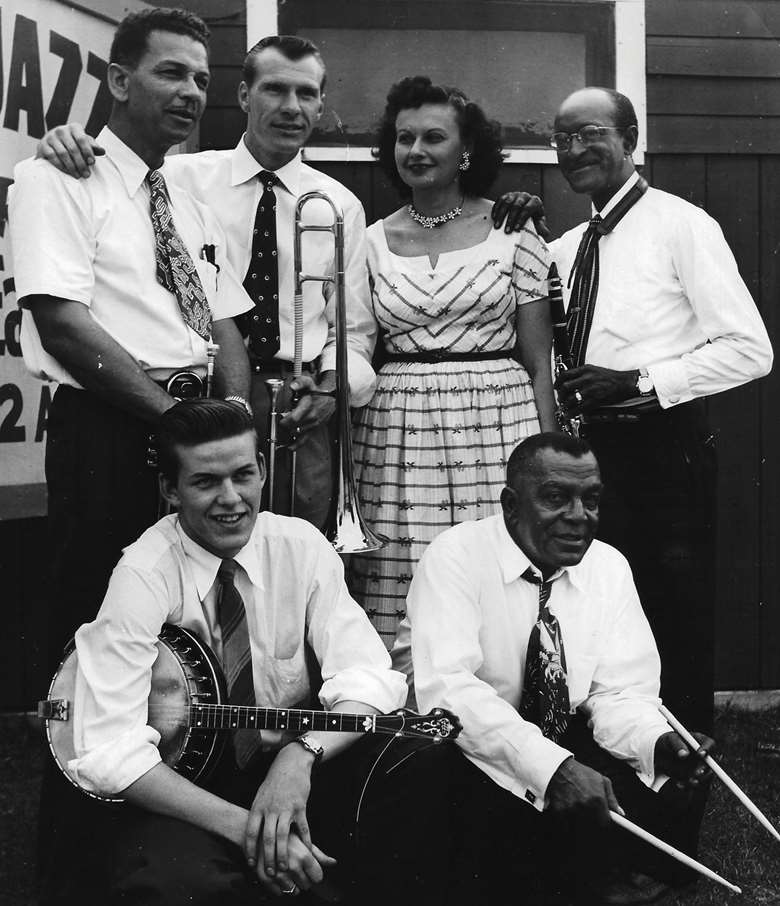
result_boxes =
[393,433,724,905]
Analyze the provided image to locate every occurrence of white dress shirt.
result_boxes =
[165,141,376,405]
[550,172,773,408]
[391,514,669,812]
[10,127,251,388]
[69,511,407,797]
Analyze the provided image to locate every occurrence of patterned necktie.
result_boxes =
[240,171,280,357]
[216,559,260,767]
[566,176,649,366]
[519,567,571,742]
[147,169,212,340]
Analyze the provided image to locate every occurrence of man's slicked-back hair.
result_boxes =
[242,34,327,91]
[110,7,210,68]
[506,432,594,488]
[157,399,256,482]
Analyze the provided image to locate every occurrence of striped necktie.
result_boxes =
[519,567,570,742]
[216,559,260,767]
[566,176,649,366]
[147,169,212,340]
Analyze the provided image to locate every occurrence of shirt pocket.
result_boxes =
[194,257,219,304]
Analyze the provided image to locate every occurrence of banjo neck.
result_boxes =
[190,703,450,738]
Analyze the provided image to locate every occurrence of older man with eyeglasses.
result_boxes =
[545,87,772,736]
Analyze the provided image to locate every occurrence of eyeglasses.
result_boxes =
[549,125,624,152]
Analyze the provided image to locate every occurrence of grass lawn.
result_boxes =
[1,706,778,905]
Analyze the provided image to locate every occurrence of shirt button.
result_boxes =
[260,337,267,343]
[258,296,264,302]
[273,294,278,300]
[253,229,258,235]
[266,318,272,324]
[251,273,257,279]
[253,315,259,322]
[272,250,277,257]
[264,275,270,281]
[669,396,679,404]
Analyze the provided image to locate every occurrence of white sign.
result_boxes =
[0,0,115,517]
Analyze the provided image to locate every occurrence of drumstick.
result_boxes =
[660,704,780,846]
[609,812,741,895]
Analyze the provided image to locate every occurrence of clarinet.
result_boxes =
[548,263,581,438]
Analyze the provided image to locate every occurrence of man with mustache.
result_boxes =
[393,432,714,904]
[37,35,377,531]
[9,7,252,670]
[548,87,772,734]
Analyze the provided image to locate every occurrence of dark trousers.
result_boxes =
[446,716,708,905]
[584,400,717,733]
[249,362,335,532]
[40,737,456,906]
[44,386,160,670]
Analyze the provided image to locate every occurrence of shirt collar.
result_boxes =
[230,135,302,196]
[591,170,641,220]
[96,126,154,198]
[493,515,586,591]
[175,518,265,601]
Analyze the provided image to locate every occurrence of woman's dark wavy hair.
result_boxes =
[372,76,505,199]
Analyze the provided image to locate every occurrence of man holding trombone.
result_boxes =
[38,34,376,532]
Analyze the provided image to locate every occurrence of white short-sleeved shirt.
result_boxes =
[9,127,252,387]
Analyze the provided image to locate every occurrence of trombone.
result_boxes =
[265,190,385,555]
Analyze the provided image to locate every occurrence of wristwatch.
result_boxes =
[635,368,654,396]
[224,395,253,417]
[291,734,324,763]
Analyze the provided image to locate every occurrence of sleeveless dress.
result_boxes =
[349,221,550,648]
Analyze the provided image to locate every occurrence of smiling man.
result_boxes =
[548,87,772,735]
[38,34,376,531]
[65,398,452,906]
[393,432,714,904]
[9,7,252,670]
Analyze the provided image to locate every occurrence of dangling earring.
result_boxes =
[459,150,471,172]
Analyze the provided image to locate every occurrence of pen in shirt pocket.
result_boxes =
[200,244,220,271]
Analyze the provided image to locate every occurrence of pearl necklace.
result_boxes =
[407,198,464,229]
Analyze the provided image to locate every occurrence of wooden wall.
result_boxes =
[2,0,779,711]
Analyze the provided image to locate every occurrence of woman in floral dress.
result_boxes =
[350,77,556,647]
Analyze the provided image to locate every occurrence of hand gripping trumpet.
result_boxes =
[265,190,386,554]
[548,263,581,438]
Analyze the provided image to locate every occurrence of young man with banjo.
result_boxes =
[42,398,458,905]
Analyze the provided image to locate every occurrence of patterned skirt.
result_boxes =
[349,356,539,648]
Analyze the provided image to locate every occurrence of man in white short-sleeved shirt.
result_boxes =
[9,8,252,665]
[393,432,714,904]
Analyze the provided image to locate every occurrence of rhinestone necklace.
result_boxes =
[407,197,464,229]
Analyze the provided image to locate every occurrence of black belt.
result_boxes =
[583,397,663,425]
[151,370,205,400]
[384,350,513,364]
[249,356,316,375]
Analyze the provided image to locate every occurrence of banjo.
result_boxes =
[38,624,461,803]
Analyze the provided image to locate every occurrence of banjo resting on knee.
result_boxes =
[38,623,461,803]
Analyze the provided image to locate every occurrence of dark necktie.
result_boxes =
[147,169,212,340]
[566,176,649,366]
[216,559,259,767]
[519,567,571,743]
[241,171,280,357]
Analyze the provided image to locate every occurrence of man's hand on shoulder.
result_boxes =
[245,741,316,883]
[37,123,104,179]
[654,730,714,790]
[546,756,623,828]
[491,191,551,240]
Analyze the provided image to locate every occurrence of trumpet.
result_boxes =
[548,263,581,438]
[265,190,386,554]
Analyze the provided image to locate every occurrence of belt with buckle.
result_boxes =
[151,370,205,400]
